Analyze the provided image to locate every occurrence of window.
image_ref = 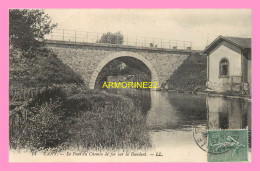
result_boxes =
[219,58,229,78]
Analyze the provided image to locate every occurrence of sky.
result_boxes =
[44,9,251,50]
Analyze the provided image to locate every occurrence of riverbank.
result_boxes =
[9,85,151,152]
[9,46,250,154]
[9,90,252,162]
[9,48,151,152]
[158,88,251,101]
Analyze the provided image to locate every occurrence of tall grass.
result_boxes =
[9,86,151,152]
[9,87,69,151]
[68,102,150,151]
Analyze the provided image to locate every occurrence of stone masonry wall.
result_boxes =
[47,43,189,89]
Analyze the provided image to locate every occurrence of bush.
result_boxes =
[67,101,151,150]
[97,32,124,44]
[63,92,132,116]
[9,86,69,150]
[28,86,67,107]
[9,100,68,150]
[10,87,151,151]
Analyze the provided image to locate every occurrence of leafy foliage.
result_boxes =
[98,31,124,44]
[9,9,57,53]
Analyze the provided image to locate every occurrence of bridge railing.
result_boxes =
[45,29,192,50]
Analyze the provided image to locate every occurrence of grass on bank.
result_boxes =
[9,48,151,152]
[9,86,151,152]
[9,48,84,89]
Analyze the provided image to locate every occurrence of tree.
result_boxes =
[98,31,124,44]
[9,9,57,53]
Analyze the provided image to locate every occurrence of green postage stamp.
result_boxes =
[207,129,248,162]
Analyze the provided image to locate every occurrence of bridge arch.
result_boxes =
[89,52,159,90]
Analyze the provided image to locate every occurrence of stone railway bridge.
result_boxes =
[46,40,194,90]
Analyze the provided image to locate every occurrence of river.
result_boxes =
[123,90,251,162]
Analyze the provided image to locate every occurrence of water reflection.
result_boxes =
[115,90,251,151]
[148,92,251,153]
[146,92,208,129]
[135,91,251,131]
[207,97,251,130]
[115,90,251,131]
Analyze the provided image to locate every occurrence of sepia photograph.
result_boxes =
[9,9,251,162]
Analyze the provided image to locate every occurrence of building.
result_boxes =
[202,36,251,94]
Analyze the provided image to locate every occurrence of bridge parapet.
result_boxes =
[46,40,194,54]
[46,40,191,90]
[46,29,192,51]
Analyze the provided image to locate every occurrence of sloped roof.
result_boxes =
[202,36,251,54]
[225,36,251,48]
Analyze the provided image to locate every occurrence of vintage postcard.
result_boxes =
[9,9,251,162]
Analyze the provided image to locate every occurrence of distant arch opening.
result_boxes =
[89,52,159,90]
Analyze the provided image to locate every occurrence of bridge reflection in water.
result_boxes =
[118,90,251,160]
